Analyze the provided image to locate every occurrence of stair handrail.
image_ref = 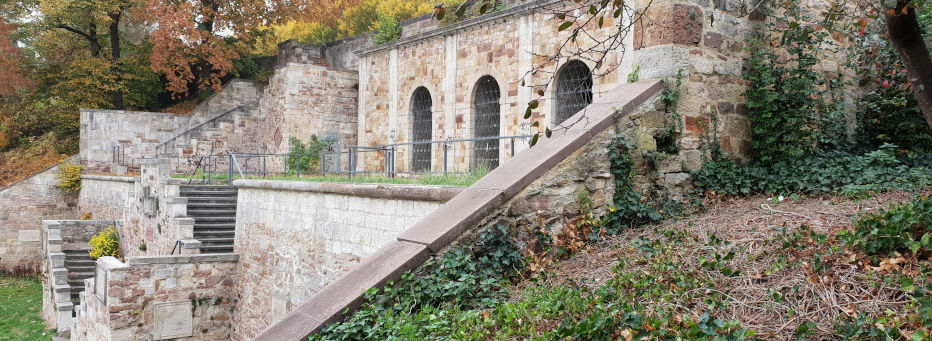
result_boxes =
[155,105,245,156]
[231,154,246,181]
[170,240,182,255]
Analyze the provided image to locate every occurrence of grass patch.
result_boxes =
[0,275,52,340]
[172,169,489,187]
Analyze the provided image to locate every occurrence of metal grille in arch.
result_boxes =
[555,60,593,125]
[473,75,501,170]
[411,87,432,172]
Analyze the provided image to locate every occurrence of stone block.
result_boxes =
[682,150,703,172]
[633,4,703,49]
[657,157,683,174]
[18,230,40,242]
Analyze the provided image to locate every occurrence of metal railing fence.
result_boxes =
[157,135,532,184]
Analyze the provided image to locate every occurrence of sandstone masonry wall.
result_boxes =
[78,175,137,220]
[80,109,181,173]
[71,254,239,341]
[229,181,459,339]
[0,160,77,273]
[252,64,360,158]
[357,0,632,172]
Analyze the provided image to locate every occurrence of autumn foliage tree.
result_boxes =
[0,18,32,97]
[142,0,288,98]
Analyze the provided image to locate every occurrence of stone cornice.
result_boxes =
[232,179,464,202]
[80,175,139,183]
[357,0,561,56]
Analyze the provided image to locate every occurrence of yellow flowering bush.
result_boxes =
[57,163,82,192]
[89,226,121,259]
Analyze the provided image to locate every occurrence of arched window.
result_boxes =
[473,76,501,170]
[411,87,432,172]
[554,60,593,125]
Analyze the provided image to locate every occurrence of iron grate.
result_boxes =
[411,87,433,172]
[554,60,593,125]
[473,75,501,170]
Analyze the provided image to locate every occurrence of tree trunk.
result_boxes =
[108,11,124,110]
[887,0,932,130]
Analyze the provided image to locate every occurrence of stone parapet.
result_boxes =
[232,180,464,202]
[71,254,239,341]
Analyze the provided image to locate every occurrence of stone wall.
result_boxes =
[80,109,181,173]
[324,35,371,70]
[71,254,239,341]
[121,160,195,257]
[230,181,460,339]
[41,220,115,335]
[252,63,360,157]
[78,175,137,220]
[253,80,664,340]
[0,160,78,273]
[357,0,632,172]
[79,161,196,258]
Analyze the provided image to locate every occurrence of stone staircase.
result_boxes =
[63,248,94,305]
[181,185,238,253]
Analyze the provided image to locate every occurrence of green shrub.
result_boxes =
[286,135,336,174]
[692,145,932,196]
[841,196,932,257]
[57,162,82,192]
[312,224,523,340]
[372,13,401,44]
[89,226,121,259]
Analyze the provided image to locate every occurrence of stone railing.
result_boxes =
[254,80,664,339]
[71,253,239,341]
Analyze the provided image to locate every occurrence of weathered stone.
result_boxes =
[634,4,703,49]
[704,32,723,49]
[682,150,703,172]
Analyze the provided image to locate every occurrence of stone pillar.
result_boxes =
[389,48,400,144]
[444,34,458,170]
[357,55,369,171]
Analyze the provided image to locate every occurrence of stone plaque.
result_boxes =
[153,301,193,340]
[94,265,107,304]
[269,293,290,324]
[18,230,41,242]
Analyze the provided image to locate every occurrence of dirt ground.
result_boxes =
[538,189,930,340]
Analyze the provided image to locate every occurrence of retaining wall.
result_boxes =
[254,80,664,340]
[71,254,239,341]
[78,175,137,220]
[230,180,461,339]
[0,160,78,273]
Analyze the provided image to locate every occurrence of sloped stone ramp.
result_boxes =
[254,80,663,340]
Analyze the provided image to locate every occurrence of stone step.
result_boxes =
[195,231,235,239]
[187,209,238,216]
[191,216,236,223]
[186,202,238,209]
[66,259,96,267]
[186,196,237,202]
[181,190,238,197]
[62,248,92,255]
[198,237,235,245]
[180,185,235,191]
[186,198,238,205]
[198,245,234,253]
[194,222,235,228]
[67,265,95,273]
